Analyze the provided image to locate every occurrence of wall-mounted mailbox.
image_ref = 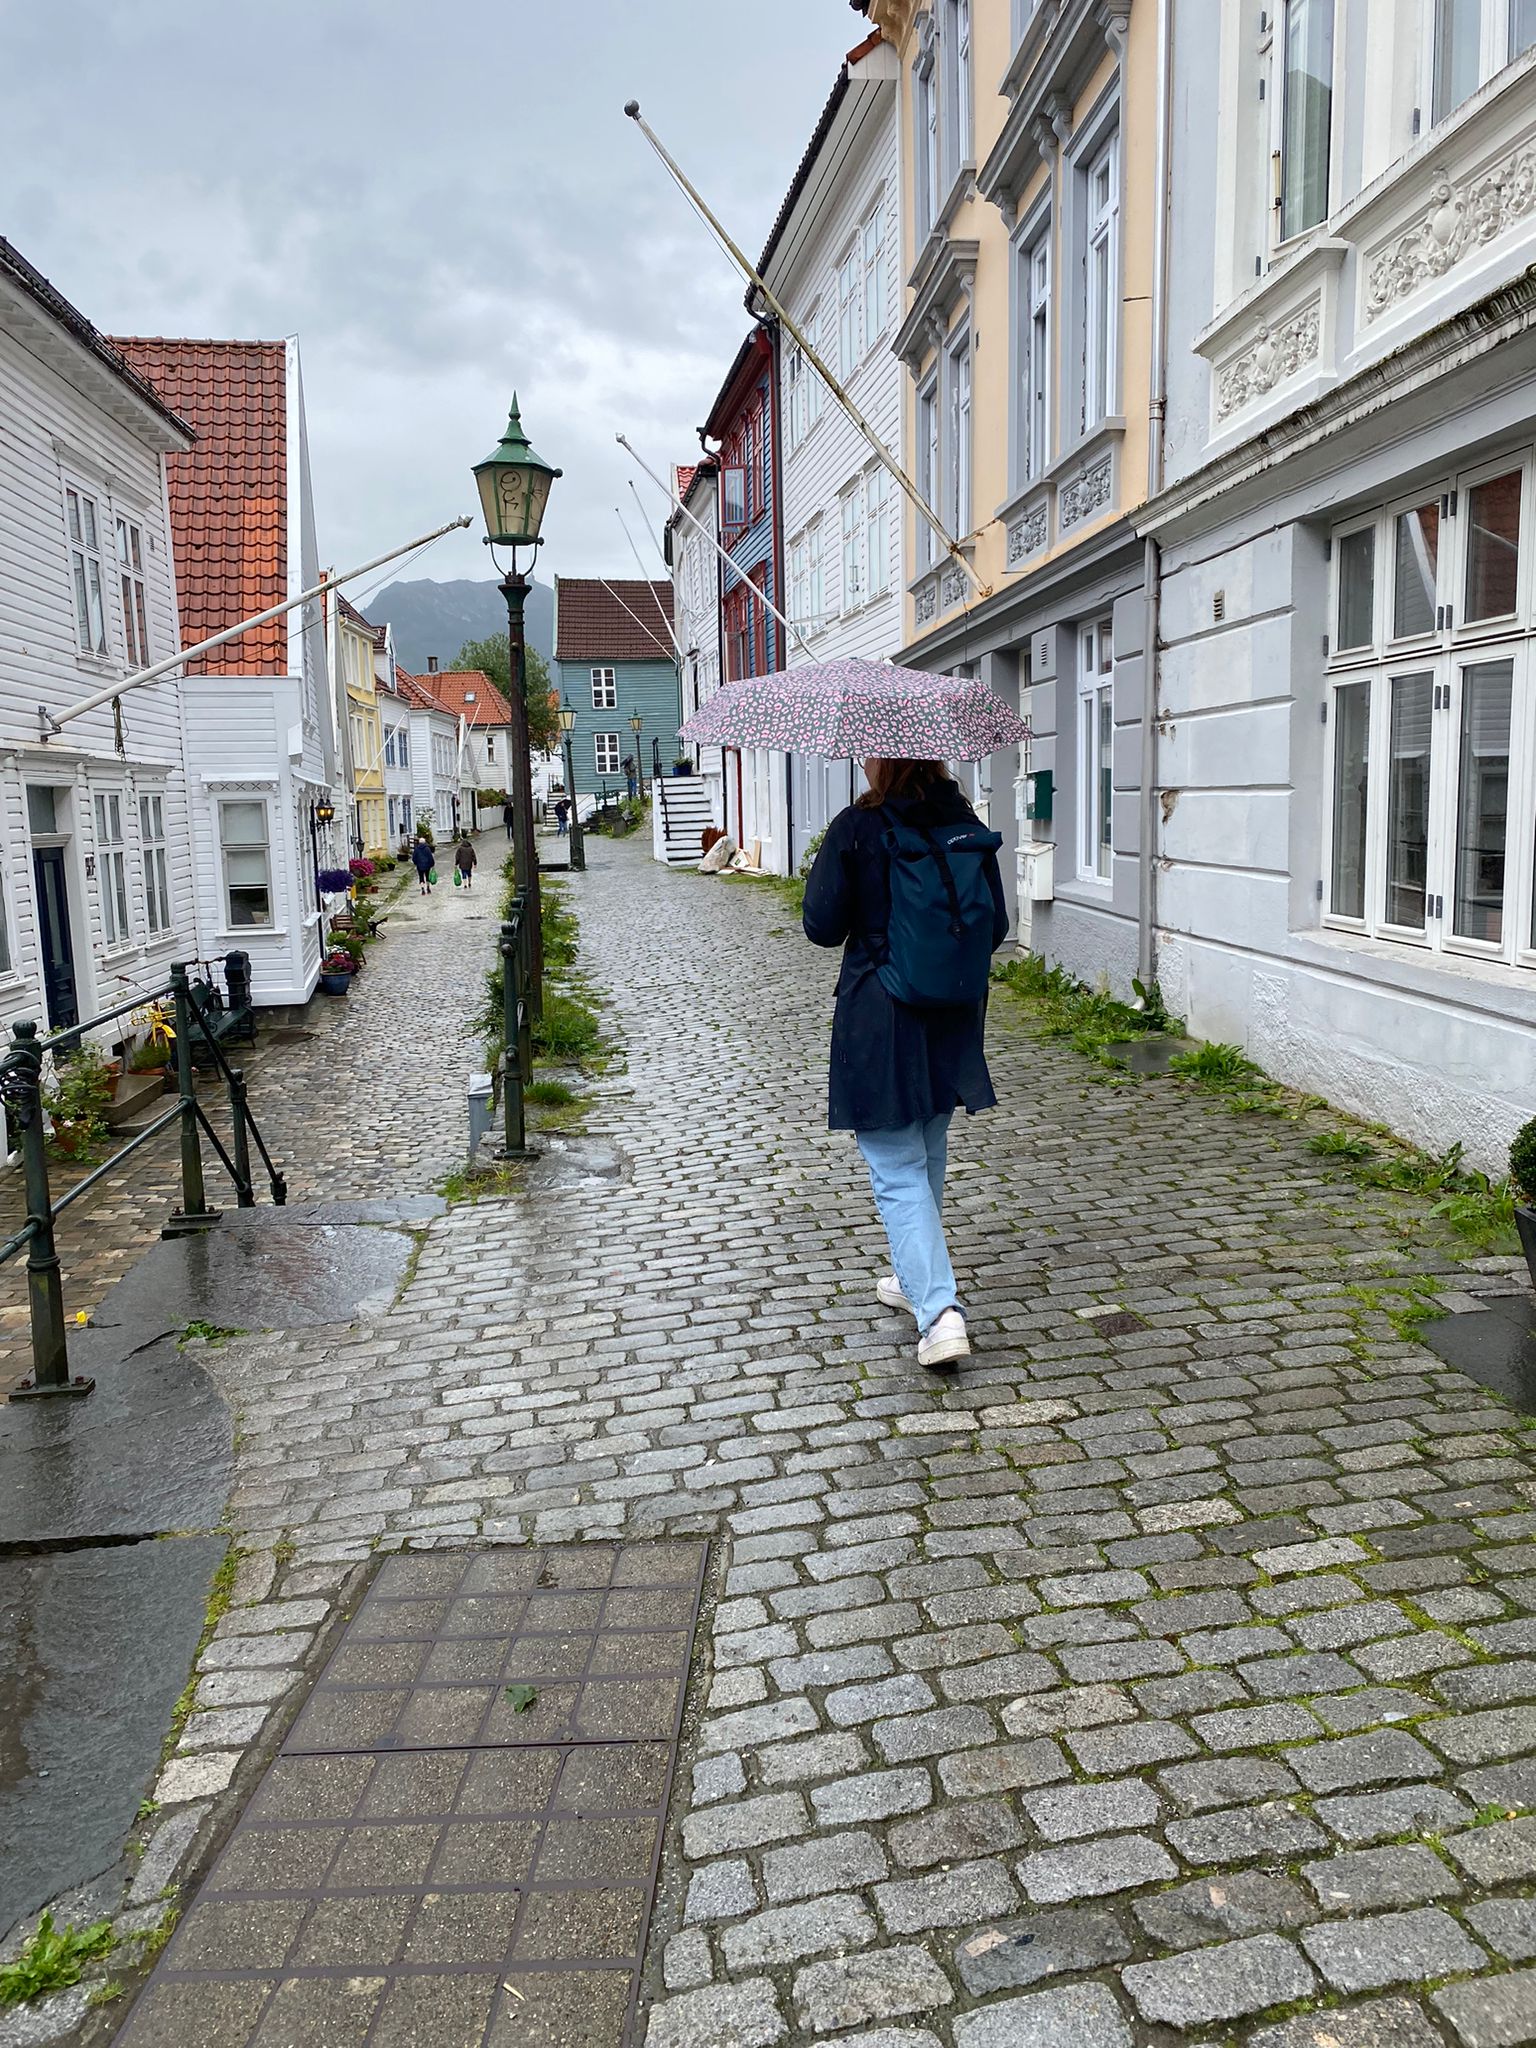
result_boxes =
[1025,768,1054,823]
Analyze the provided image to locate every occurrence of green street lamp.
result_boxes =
[557,696,585,873]
[473,395,563,1009]
[628,708,643,799]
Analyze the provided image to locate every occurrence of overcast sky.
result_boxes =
[6,0,858,588]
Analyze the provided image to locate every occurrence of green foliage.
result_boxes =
[179,1321,247,1346]
[993,954,1182,1065]
[533,992,603,1063]
[525,1080,576,1107]
[1168,1041,1262,1087]
[481,873,603,1071]
[452,633,558,751]
[503,1684,538,1712]
[1512,1117,1536,1206]
[1308,1131,1378,1161]
[45,1044,113,1154]
[1432,1178,1517,1248]
[0,1914,115,2007]
[1131,976,1173,1031]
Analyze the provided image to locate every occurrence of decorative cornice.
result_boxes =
[1215,300,1322,420]
[1364,144,1536,323]
[979,0,1108,214]
[894,237,980,369]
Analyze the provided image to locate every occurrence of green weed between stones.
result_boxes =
[478,867,605,1071]
[178,1321,247,1347]
[0,1913,115,2007]
[993,955,1180,1064]
[163,1544,240,1753]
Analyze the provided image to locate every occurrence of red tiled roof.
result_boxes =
[409,668,512,728]
[339,592,387,646]
[111,338,288,674]
[554,577,676,663]
[673,464,699,504]
[394,668,448,713]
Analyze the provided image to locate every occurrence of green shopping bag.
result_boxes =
[453,868,463,888]
[427,867,438,885]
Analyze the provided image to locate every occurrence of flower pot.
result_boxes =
[672,763,693,776]
[106,1068,168,1129]
[318,970,353,997]
[1517,1204,1536,1293]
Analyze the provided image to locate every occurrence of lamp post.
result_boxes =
[628,709,643,802]
[310,794,336,929]
[473,394,561,1009]
[557,696,586,874]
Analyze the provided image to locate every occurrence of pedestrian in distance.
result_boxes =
[502,798,514,841]
[554,796,570,838]
[802,758,1007,1370]
[622,754,638,801]
[454,835,477,890]
[410,832,435,896]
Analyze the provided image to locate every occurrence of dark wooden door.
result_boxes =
[33,847,78,1029]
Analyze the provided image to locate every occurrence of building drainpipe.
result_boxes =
[1138,0,1174,994]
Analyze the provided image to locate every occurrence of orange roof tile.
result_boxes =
[411,668,512,728]
[110,337,288,675]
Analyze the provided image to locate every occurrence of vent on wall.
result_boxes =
[1212,589,1226,623]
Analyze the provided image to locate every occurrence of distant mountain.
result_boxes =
[369,577,554,673]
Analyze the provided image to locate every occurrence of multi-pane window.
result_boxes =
[861,200,887,349]
[384,729,397,766]
[0,872,11,976]
[838,245,860,378]
[946,332,972,541]
[787,343,808,451]
[591,666,616,709]
[139,791,171,936]
[865,466,891,599]
[1278,0,1335,240]
[1078,620,1114,883]
[915,42,939,239]
[66,487,108,656]
[790,535,810,634]
[93,792,131,946]
[941,0,972,191]
[1084,138,1119,431]
[220,800,273,928]
[1325,455,1536,969]
[1019,228,1051,484]
[116,516,150,667]
[398,726,409,766]
[1432,0,1536,125]
[841,483,864,615]
[917,378,940,567]
[594,733,621,776]
[807,523,824,636]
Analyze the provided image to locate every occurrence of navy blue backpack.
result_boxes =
[877,809,1003,1009]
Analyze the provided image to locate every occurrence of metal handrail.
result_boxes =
[0,952,286,1401]
[495,899,534,1159]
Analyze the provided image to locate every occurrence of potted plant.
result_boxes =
[672,756,694,776]
[318,949,356,997]
[45,1045,113,1157]
[1512,1117,1536,1290]
[317,867,353,895]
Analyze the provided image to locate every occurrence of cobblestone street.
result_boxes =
[102,828,1536,2047]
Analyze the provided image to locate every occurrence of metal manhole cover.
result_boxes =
[113,1541,707,2048]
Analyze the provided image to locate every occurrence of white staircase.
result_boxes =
[652,775,717,866]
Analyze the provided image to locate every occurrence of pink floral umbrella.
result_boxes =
[678,657,1028,763]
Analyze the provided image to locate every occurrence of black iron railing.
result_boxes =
[494,897,535,1160]
[0,958,285,1401]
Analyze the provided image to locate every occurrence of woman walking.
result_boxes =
[803,759,1007,1369]
[454,835,477,890]
[411,832,435,896]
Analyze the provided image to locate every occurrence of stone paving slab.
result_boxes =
[0,1538,226,1934]
[113,1541,706,2048]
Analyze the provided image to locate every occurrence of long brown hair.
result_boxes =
[855,759,950,809]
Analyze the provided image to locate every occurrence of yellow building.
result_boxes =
[864,0,1160,994]
[337,595,388,857]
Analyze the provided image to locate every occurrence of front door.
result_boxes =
[33,847,78,1029]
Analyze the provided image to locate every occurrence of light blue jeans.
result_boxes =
[856,1113,960,1335]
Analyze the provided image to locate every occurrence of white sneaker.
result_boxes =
[876,1273,913,1314]
[918,1308,970,1368]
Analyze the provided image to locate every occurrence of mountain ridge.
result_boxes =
[369,577,554,674]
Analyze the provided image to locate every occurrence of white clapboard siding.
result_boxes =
[0,317,202,1041]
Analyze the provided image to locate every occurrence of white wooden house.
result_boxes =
[377,638,417,850]
[0,238,201,1044]
[397,669,464,838]
[113,334,338,1007]
[760,37,902,871]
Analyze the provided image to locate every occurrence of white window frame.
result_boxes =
[1017,218,1052,486]
[915,36,939,240]
[861,196,888,350]
[916,375,940,568]
[1426,0,1535,128]
[1323,454,1536,973]
[93,791,131,948]
[790,533,810,633]
[837,243,861,378]
[219,798,274,931]
[139,790,171,938]
[594,732,621,776]
[787,341,808,452]
[946,327,973,542]
[397,725,409,767]
[840,480,865,616]
[807,521,825,636]
[591,666,617,710]
[1077,619,1114,884]
[0,865,12,979]
[1083,134,1120,432]
[1271,0,1337,246]
[865,464,891,599]
[940,0,973,194]
[115,514,150,668]
[65,484,108,657]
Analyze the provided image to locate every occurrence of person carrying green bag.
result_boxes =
[454,835,477,892]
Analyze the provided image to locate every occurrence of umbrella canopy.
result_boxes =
[678,657,1028,763]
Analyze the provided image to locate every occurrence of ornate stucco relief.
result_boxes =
[1365,144,1536,322]
[1007,503,1049,565]
[914,579,939,627]
[1215,301,1321,421]
[1058,456,1112,529]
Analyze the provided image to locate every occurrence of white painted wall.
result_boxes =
[0,286,200,1046]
